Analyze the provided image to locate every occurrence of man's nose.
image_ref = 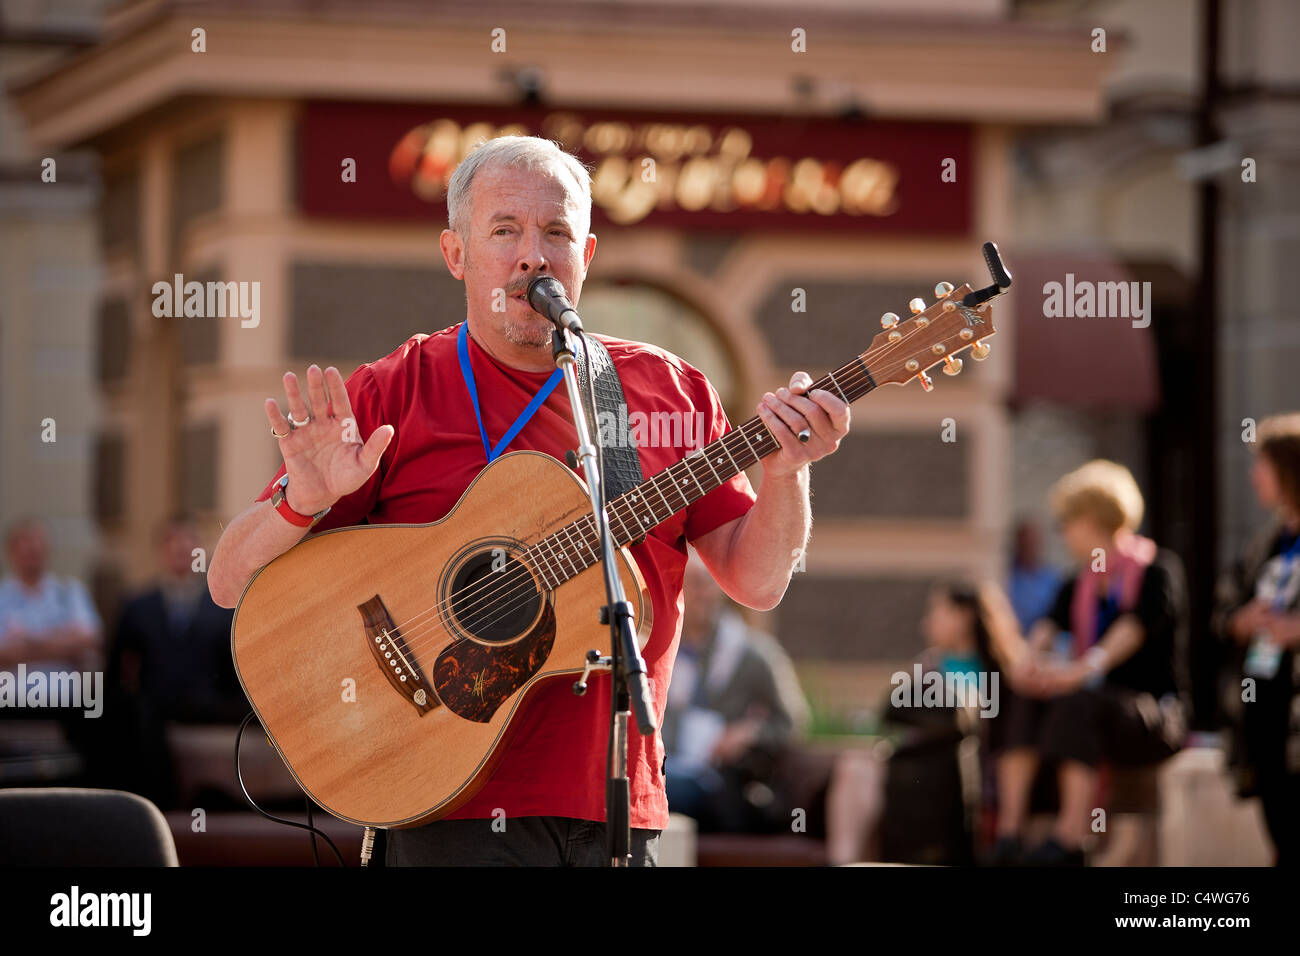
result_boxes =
[517,230,549,275]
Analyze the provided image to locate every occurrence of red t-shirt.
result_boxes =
[255,323,757,829]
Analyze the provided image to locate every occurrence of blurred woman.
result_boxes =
[991,460,1188,866]
[825,579,1020,866]
[1213,413,1300,865]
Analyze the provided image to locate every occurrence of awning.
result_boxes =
[1011,251,1160,411]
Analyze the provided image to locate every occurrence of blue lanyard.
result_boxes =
[457,322,564,464]
[1273,532,1300,611]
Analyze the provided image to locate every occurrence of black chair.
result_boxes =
[0,787,179,866]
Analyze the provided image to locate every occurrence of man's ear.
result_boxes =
[582,232,597,274]
[440,228,465,279]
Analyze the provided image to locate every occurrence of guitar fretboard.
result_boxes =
[520,355,878,590]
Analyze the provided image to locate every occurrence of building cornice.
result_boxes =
[12,7,1120,148]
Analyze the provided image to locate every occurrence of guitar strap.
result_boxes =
[570,334,645,499]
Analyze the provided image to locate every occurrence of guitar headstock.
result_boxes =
[859,281,998,392]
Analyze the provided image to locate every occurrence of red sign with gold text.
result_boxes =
[298,100,971,235]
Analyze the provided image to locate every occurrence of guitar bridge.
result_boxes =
[358,595,438,716]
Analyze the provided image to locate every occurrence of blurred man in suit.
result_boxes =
[106,516,248,805]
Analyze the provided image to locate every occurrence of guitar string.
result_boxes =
[380,319,981,658]
[376,321,982,661]
[384,323,974,658]
[376,320,941,654]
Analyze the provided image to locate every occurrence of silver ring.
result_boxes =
[288,413,311,429]
[797,428,811,443]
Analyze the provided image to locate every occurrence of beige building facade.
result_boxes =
[10,0,1120,719]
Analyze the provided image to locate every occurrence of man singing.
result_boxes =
[207,135,850,865]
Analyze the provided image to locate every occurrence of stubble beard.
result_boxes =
[500,312,553,350]
[464,246,553,352]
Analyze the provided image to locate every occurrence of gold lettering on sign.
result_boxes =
[392,114,900,224]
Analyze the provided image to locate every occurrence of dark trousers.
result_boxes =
[385,815,660,866]
[993,684,1182,768]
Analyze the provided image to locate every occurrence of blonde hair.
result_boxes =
[1257,412,1300,516]
[1049,459,1145,535]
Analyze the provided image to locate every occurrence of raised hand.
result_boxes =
[264,365,394,516]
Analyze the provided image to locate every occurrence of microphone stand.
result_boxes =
[551,327,658,867]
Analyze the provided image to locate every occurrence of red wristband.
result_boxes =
[270,474,329,528]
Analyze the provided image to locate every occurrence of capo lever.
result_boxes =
[961,241,1013,308]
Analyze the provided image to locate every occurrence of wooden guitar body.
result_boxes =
[230,264,1007,832]
[231,450,652,828]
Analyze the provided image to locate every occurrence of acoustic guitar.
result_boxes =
[232,279,998,827]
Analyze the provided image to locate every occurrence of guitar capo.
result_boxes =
[961,241,1013,308]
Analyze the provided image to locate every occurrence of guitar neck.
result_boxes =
[521,357,878,590]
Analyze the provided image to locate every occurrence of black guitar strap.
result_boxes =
[570,334,646,499]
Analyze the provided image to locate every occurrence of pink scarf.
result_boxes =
[1070,531,1157,656]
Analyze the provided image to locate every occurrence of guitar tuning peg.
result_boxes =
[908,298,926,314]
[971,341,991,361]
[934,281,954,297]
[880,312,899,329]
[917,370,934,392]
[943,355,963,376]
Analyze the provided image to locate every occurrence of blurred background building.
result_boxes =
[3,0,1297,745]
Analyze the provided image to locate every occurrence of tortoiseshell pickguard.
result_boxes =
[432,602,557,722]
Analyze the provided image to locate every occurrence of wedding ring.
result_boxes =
[271,426,291,439]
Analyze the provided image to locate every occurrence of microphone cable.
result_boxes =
[234,710,345,866]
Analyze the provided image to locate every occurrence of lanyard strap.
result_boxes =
[457,322,564,464]
[1272,532,1300,610]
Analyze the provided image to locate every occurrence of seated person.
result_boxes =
[0,517,104,780]
[992,460,1188,866]
[827,579,1019,865]
[662,551,810,833]
[0,517,101,674]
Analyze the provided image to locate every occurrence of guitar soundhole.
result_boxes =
[448,550,542,644]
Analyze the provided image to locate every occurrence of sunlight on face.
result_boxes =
[1251,454,1281,510]
[462,164,593,349]
[1060,514,1111,563]
[923,591,970,651]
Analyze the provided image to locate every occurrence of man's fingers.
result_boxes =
[761,392,809,441]
[264,398,291,437]
[324,366,351,421]
[305,364,329,420]
[357,424,395,474]
[780,388,834,439]
[757,399,798,451]
[283,371,311,423]
[808,388,851,432]
[789,370,814,394]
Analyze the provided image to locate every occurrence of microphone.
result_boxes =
[526,275,584,333]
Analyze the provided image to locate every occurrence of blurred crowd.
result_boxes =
[659,411,1300,867]
[0,515,248,809]
[2,413,1298,866]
